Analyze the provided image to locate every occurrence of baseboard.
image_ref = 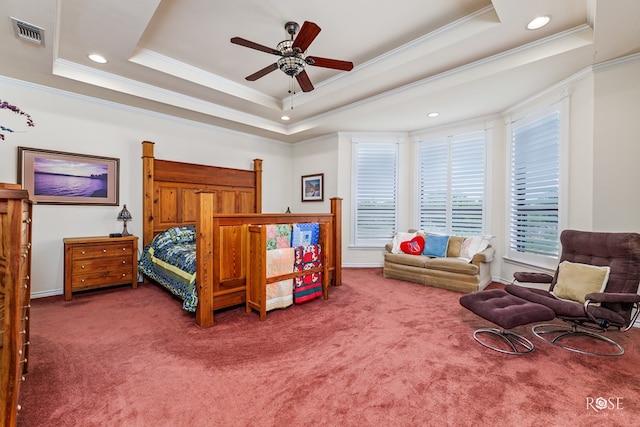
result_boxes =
[31,289,63,299]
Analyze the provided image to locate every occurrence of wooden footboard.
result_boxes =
[195,196,342,327]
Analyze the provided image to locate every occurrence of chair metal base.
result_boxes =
[472,327,536,355]
[531,323,624,356]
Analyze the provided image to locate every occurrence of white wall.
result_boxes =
[0,77,293,297]
[290,134,339,213]
[592,59,640,230]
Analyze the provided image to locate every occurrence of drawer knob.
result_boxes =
[103,249,107,253]
[122,273,126,277]
[20,375,26,382]
[17,404,21,412]
[81,265,85,269]
[81,250,86,255]
[122,260,126,264]
[81,279,85,283]
[122,247,126,251]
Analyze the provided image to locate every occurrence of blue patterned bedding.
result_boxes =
[138,226,198,312]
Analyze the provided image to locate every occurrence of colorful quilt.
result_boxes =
[138,226,198,312]
[266,224,292,250]
[291,223,319,247]
[265,248,295,311]
[293,244,323,304]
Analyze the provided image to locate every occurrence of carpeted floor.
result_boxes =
[17,268,640,426]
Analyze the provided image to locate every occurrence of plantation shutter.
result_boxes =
[419,139,448,233]
[419,131,485,235]
[509,111,560,258]
[353,141,398,246]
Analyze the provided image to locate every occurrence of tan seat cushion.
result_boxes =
[384,252,479,275]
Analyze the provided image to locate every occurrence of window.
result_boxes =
[508,107,561,265]
[418,131,486,235]
[352,141,399,247]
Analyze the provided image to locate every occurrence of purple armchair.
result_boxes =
[506,229,640,356]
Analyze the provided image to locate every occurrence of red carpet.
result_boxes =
[18,268,640,426]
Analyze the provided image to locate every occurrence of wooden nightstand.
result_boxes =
[63,235,138,300]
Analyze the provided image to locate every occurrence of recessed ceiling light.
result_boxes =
[427,112,439,118]
[526,16,551,30]
[281,115,290,121]
[88,54,107,64]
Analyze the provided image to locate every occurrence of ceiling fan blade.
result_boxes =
[246,63,279,81]
[306,56,354,71]
[231,37,281,56]
[292,21,321,52]
[296,70,314,92]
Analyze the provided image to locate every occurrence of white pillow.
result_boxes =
[391,231,417,254]
[459,235,494,261]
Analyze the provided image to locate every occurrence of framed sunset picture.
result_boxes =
[18,147,119,205]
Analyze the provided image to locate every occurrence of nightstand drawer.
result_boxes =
[71,242,134,259]
[64,235,138,300]
[70,269,134,290]
[71,255,133,272]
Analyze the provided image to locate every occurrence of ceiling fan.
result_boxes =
[230,21,354,92]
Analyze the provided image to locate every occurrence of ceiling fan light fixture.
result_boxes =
[277,56,306,76]
[281,115,290,121]
[427,112,440,118]
[526,15,551,30]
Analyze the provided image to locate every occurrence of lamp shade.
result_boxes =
[117,205,132,221]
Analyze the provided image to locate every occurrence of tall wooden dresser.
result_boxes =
[0,183,33,427]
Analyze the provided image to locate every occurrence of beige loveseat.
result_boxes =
[383,233,495,293]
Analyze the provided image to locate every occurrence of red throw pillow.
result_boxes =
[400,236,425,255]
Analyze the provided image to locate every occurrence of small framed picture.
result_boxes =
[301,173,324,202]
[17,146,120,205]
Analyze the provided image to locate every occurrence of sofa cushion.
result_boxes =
[384,252,479,275]
[400,235,425,255]
[391,231,417,254]
[459,235,494,261]
[424,257,479,275]
[447,236,464,257]
[423,234,449,257]
[384,252,429,268]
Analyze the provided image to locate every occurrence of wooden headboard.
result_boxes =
[141,140,262,249]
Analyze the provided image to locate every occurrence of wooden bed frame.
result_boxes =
[141,141,342,327]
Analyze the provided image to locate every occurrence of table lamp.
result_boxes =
[117,204,132,236]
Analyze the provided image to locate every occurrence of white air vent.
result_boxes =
[10,17,45,46]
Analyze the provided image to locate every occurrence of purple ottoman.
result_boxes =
[460,289,555,354]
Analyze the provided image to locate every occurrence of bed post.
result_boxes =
[331,197,342,286]
[196,191,215,327]
[142,141,155,251]
[253,159,263,213]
